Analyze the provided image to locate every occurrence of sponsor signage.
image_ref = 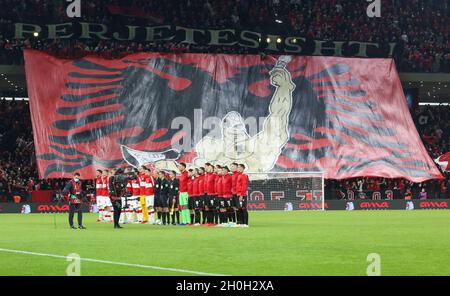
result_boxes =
[1,200,448,213]
[0,203,90,213]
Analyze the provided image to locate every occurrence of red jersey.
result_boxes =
[236,173,249,196]
[187,176,194,196]
[126,180,132,193]
[144,175,155,196]
[231,171,239,195]
[101,176,109,196]
[216,175,223,197]
[198,174,205,194]
[131,178,141,196]
[95,177,104,196]
[179,170,189,192]
[192,176,200,197]
[138,175,147,196]
[222,174,232,198]
[205,172,217,195]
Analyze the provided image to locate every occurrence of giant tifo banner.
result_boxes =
[24,50,443,181]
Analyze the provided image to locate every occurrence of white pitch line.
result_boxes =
[0,248,228,276]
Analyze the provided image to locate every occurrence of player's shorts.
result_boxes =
[200,194,207,209]
[194,196,203,209]
[154,195,161,207]
[232,194,239,208]
[206,195,218,209]
[99,196,111,208]
[104,196,112,207]
[204,194,212,209]
[188,196,196,210]
[179,192,189,206]
[231,194,239,208]
[121,197,127,209]
[218,197,228,210]
[96,196,104,208]
[128,196,140,210]
[145,195,154,207]
[224,197,232,208]
[168,195,179,209]
[158,195,169,208]
[238,195,248,209]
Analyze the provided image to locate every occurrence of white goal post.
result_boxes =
[246,171,325,211]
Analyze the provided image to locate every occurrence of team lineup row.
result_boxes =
[93,162,250,228]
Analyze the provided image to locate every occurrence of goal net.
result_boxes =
[247,172,325,211]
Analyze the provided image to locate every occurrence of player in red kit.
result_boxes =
[230,162,239,223]
[204,163,218,225]
[196,167,206,224]
[220,166,233,225]
[144,167,155,224]
[95,169,105,222]
[102,170,113,222]
[119,170,133,224]
[213,164,222,224]
[129,168,141,223]
[191,169,201,225]
[137,168,147,223]
[236,164,249,227]
[215,167,225,225]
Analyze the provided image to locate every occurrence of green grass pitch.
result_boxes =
[1,210,449,276]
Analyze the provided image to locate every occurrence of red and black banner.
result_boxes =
[24,50,443,181]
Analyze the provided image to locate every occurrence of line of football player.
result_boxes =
[95,162,249,227]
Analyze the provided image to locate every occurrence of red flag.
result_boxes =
[24,50,443,182]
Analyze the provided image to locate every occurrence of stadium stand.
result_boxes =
[0,0,448,72]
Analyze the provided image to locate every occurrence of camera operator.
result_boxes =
[62,172,86,230]
[109,168,129,229]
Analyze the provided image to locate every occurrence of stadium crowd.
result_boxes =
[0,0,448,202]
[0,0,449,72]
[0,99,448,202]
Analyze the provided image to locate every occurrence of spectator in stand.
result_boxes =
[419,188,428,200]
[0,0,448,72]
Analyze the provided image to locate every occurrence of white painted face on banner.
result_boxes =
[221,111,252,159]
[222,112,247,136]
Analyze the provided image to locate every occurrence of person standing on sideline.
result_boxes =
[62,172,86,229]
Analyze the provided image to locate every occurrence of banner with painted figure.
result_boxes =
[24,50,443,181]
[435,152,450,172]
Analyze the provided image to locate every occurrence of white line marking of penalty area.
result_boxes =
[0,248,228,276]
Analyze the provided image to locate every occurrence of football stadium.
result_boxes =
[0,0,449,280]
